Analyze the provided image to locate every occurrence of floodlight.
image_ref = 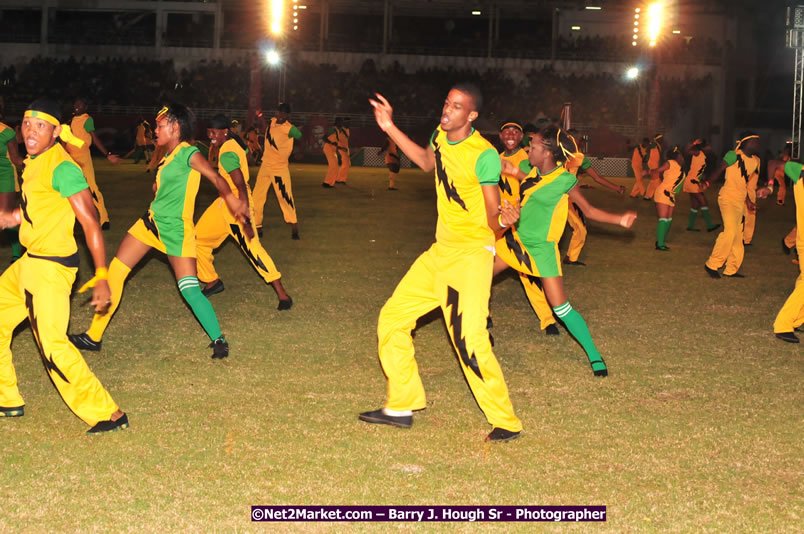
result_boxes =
[266,49,281,65]
[626,67,639,80]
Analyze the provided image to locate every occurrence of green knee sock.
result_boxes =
[178,276,223,341]
[701,206,715,228]
[687,209,698,229]
[553,301,606,373]
[656,218,672,247]
[3,226,20,260]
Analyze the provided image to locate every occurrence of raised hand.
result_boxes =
[369,93,394,132]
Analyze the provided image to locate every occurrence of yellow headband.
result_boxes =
[156,106,169,121]
[736,134,759,147]
[23,110,85,148]
[500,122,522,132]
[556,129,577,160]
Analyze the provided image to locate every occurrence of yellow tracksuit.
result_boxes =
[65,113,109,225]
[195,136,281,285]
[252,118,300,227]
[377,126,521,432]
[0,143,118,425]
[705,149,760,275]
[774,162,804,332]
[322,127,340,186]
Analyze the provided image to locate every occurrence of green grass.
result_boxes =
[1,159,801,532]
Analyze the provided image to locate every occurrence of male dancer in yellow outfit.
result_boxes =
[768,159,804,342]
[66,98,121,230]
[497,120,559,336]
[0,98,127,434]
[336,117,351,184]
[195,114,292,309]
[704,133,761,278]
[361,86,523,442]
[630,138,649,198]
[252,103,302,240]
[643,134,664,200]
[321,118,340,188]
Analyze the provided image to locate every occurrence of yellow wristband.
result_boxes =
[497,214,508,229]
[78,267,109,293]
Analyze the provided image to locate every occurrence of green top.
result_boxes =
[476,148,502,185]
[83,116,95,133]
[580,156,592,170]
[517,164,578,249]
[289,125,302,140]
[151,144,199,219]
[0,127,15,158]
[785,161,803,183]
[52,160,89,198]
[219,151,241,174]
[722,150,738,166]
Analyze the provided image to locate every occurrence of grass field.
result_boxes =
[1,158,801,532]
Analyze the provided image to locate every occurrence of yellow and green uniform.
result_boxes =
[132,122,151,164]
[564,155,592,262]
[65,113,109,225]
[498,160,608,376]
[496,148,555,331]
[336,126,350,183]
[196,135,282,286]
[377,126,521,433]
[252,118,302,228]
[629,145,648,197]
[0,142,119,425]
[705,149,760,275]
[743,171,759,244]
[85,142,226,345]
[774,162,804,333]
[386,138,400,188]
[322,127,340,186]
[644,143,662,199]
[0,122,17,194]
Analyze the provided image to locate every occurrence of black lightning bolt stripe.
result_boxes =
[504,230,533,272]
[523,274,543,289]
[265,125,279,152]
[230,224,268,273]
[445,286,483,380]
[140,211,160,238]
[498,176,512,196]
[518,176,541,206]
[432,140,467,211]
[736,154,751,182]
[274,176,294,209]
[24,289,70,384]
[19,191,32,226]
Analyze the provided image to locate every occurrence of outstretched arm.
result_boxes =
[583,166,625,194]
[90,131,122,164]
[568,186,637,228]
[370,93,435,172]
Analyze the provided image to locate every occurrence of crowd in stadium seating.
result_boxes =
[0,56,712,136]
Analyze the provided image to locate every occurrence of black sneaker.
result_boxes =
[704,265,721,279]
[782,238,792,255]
[358,409,412,428]
[202,279,225,297]
[591,359,608,377]
[69,333,102,352]
[563,257,586,266]
[743,242,752,247]
[277,297,293,311]
[545,324,560,336]
[0,405,24,417]
[101,222,110,231]
[707,224,721,232]
[655,242,670,251]
[87,413,129,435]
[686,227,700,232]
[723,272,745,278]
[321,183,334,188]
[486,427,520,442]
[291,231,300,240]
[210,337,229,359]
[775,332,799,343]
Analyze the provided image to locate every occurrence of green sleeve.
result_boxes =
[519,159,533,174]
[785,161,804,184]
[0,128,15,145]
[288,125,302,140]
[219,151,240,174]
[722,151,737,166]
[84,117,95,133]
[428,129,438,150]
[182,145,200,166]
[475,148,501,185]
[580,156,592,170]
[52,160,89,198]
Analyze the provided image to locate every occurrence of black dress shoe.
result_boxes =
[358,409,412,428]
[775,332,799,343]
